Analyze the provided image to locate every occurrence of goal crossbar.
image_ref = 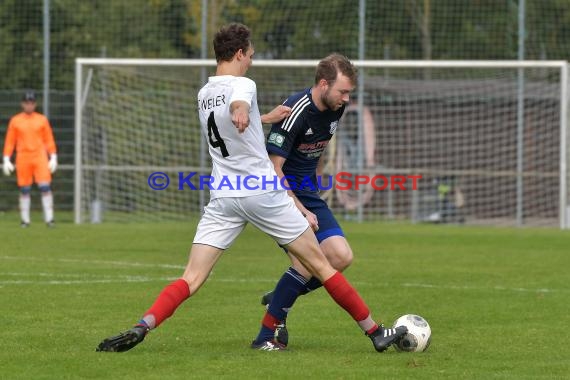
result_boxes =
[76,58,567,68]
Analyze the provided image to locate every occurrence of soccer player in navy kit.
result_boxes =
[253,54,365,347]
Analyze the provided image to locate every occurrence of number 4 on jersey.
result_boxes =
[207,112,229,157]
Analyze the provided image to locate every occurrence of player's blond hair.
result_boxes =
[315,53,357,86]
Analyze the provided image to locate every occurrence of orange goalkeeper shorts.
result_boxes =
[15,154,51,187]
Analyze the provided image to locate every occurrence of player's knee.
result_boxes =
[340,246,354,268]
[322,240,353,271]
[332,246,353,271]
[20,186,32,195]
[38,184,51,193]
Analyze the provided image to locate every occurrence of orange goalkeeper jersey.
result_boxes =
[3,112,56,158]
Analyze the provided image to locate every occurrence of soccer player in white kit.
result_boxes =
[97,23,406,353]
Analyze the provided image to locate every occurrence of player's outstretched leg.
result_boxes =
[97,244,223,352]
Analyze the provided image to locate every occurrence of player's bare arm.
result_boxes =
[261,105,292,124]
[269,153,319,231]
[230,100,250,133]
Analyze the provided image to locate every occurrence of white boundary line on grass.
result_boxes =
[0,255,185,269]
[0,277,177,285]
[0,255,568,293]
[0,272,164,278]
[0,275,566,293]
[400,282,568,293]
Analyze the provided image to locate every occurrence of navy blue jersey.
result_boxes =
[266,88,344,194]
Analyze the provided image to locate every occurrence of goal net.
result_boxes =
[75,59,569,228]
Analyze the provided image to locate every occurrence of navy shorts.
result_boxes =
[296,192,344,243]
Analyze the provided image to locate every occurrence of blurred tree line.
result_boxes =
[0,0,199,90]
[0,0,569,91]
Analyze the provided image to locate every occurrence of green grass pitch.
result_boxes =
[1,213,569,379]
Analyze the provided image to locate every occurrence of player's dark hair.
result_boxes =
[213,23,252,63]
[315,53,357,86]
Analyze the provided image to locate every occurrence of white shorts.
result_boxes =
[193,191,310,249]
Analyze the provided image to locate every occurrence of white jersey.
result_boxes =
[197,75,279,198]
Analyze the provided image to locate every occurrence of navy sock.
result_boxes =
[254,267,307,343]
[255,326,275,345]
[300,277,323,295]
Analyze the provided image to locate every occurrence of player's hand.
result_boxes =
[232,110,250,134]
[48,154,58,173]
[304,210,319,232]
[262,105,292,124]
[3,156,14,176]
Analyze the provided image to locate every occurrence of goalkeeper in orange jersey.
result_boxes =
[2,91,58,227]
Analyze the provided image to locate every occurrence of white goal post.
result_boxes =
[74,59,569,228]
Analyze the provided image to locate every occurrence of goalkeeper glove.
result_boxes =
[48,154,58,174]
[3,156,14,176]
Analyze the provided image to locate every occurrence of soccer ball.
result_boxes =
[392,314,431,352]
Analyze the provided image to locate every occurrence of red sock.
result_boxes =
[262,312,280,330]
[366,325,379,335]
[143,279,190,328]
[323,271,370,322]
